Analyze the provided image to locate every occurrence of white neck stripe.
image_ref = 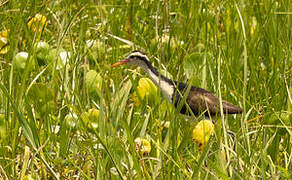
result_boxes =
[146,68,174,103]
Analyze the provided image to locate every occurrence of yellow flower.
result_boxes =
[132,78,157,106]
[81,108,100,129]
[250,16,257,36]
[134,137,151,155]
[0,29,9,54]
[87,108,99,129]
[27,14,48,33]
[192,120,214,150]
[85,70,102,94]
[64,113,78,129]
[13,52,29,70]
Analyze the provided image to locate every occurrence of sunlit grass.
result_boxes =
[0,0,291,179]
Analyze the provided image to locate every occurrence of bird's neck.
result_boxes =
[140,63,175,103]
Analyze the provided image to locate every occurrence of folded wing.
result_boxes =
[175,83,242,117]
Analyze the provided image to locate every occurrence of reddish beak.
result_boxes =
[112,59,129,67]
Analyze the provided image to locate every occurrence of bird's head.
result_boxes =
[112,50,151,68]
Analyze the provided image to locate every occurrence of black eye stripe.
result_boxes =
[130,55,147,61]
[127,52,152,68]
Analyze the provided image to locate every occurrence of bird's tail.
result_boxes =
[222,101,243,114]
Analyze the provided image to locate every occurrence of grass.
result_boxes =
[0,0,291,179]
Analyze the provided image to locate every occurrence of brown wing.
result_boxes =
[186,87,242,116]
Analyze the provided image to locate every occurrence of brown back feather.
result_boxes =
[174,83,242,117]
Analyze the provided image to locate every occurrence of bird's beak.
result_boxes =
[112,59,129,67]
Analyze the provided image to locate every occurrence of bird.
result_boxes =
[112,50,242,118]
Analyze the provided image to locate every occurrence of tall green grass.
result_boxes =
[0,0,291,179]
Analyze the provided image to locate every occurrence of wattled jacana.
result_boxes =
[112,50,242,118]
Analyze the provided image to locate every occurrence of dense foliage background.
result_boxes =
[0,0,291,179]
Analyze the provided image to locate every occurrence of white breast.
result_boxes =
[147,70,174,103]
